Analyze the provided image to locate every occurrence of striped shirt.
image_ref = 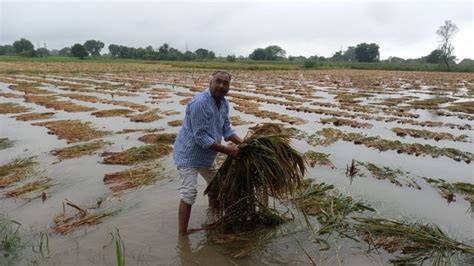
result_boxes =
[173,89,235,168]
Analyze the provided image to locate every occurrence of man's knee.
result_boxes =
[179,167,198,205]
[180,188,197,205]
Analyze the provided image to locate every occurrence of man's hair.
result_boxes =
[212,70,231,81]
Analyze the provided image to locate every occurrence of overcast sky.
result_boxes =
[1,0,472,60]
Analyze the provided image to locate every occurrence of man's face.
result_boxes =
[210,73,231,100]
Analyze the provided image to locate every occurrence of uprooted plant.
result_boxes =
[204,123,306,233]
[352,217,474,265]
[51,199,120,235]
[293,179,474,265]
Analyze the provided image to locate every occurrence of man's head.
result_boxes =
[209,71,231,101]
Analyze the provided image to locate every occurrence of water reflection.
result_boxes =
[177,235,195,265]
[176,234,233,266]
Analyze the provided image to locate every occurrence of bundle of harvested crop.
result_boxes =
[204,123,305,232]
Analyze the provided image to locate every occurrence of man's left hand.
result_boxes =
[223,145,241,158]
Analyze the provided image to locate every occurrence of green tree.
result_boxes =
[193,48,215,60]
[437,20,458,71]
[208,51,216,60]
[0,45,15,55]
[157,43,170,60]
[108,44,120,58]
[226,54,236,62]
[331,51,344,61]
[133,47,146,59]
[71,43,88,59]
[343,46,357,61]
[58,47,72,56]
[195,48,209,59]
[458,58,474,65]
[354,43,380,62]
[183,51,197,61]
[13,38,35,55]
[249,48,267,60]
[426,49,442,64]
[264,45,286,60]
[288,55,306,61]
[304,60,317,69]
[167,47,183,61]
[118,46,131,58]
[83,40,104,56]
[387,56,405,63]
[331,47,356,62]
[249,45,286,60]
[142,46,156,60]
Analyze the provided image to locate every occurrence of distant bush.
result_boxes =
[58,47,72,57]
[18,50,36,57]
[0,45,16,55]
[36,48,50,57]
[226,55,236,62]
[304,60,319,69]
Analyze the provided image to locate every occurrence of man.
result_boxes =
[173,71,243,235]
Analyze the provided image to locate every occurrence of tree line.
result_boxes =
[0,39,217,61]
[0,39,458,64]
[0,21,468,70]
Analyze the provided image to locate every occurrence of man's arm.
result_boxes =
[209,142,240,158]
[227,134,243,145]
[190,101,240,158]
[209,134,242,158]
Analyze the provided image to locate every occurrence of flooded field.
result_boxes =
[0,62,473,265]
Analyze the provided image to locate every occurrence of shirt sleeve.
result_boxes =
[222,101,236,141]
[189,100,216,149]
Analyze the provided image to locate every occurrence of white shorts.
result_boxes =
[178,164,217,205]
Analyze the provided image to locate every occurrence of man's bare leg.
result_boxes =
[179,200,192,235]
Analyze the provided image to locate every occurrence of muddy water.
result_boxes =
[1,75,473,265]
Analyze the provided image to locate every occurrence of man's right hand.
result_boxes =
[222,145,241,158]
